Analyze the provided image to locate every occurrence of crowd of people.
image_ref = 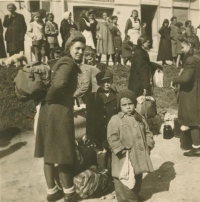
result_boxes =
[1,3,200,202]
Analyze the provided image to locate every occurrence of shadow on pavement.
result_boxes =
[0,127,21,147]
[140,161,176,201]
[0,141,27,159]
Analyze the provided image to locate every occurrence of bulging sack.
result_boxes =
[14,62,50,102]
[153,69,164,88]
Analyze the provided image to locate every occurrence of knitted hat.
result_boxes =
[96,70,113,84]
[65,31,86,51]
[117,89,137,110]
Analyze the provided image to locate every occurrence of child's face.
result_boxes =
[181,42,191,54]
[120,98,135,115]
[34,15,40,22]
[48,15,54,22]
[99,79,112,92]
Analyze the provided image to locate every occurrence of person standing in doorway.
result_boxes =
[3,3,27,56]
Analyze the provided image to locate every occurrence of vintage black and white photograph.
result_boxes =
[0,0,200,201]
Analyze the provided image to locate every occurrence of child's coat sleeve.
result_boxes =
[107,115,125,155]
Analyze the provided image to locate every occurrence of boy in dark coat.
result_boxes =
[86,70,118,171]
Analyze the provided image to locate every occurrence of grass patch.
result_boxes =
[0,63,179,132]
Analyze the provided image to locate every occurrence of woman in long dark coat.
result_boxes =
[0,18,6,58]
[157,19,172,66]
[172,39,200,157]
[3,3,26,56]
[128,36,157,97]
[35,31,86,202]
[60,12,78,48]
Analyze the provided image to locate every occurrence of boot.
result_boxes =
[64,192,78,202]
[183,147,200,157]
[47,189,64,202]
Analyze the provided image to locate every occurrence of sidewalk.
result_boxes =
[1,130,200,202]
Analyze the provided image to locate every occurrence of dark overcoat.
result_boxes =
[173,51,200,126]
[86,88,118,148]
[35,56,81,164]
[3,13,27,53]
[157,26,172,61]
[128,47,153,97]
[60,19,78,48]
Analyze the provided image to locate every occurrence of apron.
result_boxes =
[127,18,140,45]
[82,19,95,49]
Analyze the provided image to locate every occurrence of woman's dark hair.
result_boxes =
[131,10,138,17]
[176,22,183,29]
[162,19,169,26]
[46,12,54,19]
[137,35,150,47]
[7,3,17,11]
[80,10,88,19]
[170,16,177,22]
[111,15,118,20]
[185,20,191,27]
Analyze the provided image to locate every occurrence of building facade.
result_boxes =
[0,0,199,58]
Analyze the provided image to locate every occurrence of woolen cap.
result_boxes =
[117,89,137,109]
[65,31,86,51]
[96,70,113,83]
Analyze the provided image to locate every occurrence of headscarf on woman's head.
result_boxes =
[7,3,17,11]
[162,19,169,26]
[63,11,71,20]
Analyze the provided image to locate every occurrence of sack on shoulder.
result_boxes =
[14,61,50,102]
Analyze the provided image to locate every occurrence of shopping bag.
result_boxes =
[153,69,163,88]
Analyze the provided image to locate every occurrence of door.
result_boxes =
[141,5,158,51]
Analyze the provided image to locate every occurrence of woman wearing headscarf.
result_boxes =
[79,10,95,50]
[157,19,172,66]
[34,31,86,202]
[60,11,78,48]
[3,3,27,56]
[0,18,6,58]
[125,10,141,45]
[171,38,200,157]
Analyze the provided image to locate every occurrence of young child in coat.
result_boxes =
[122,35,135,65]
[45,13,59,59]
[27,12,46,62]
[86,70,118,173]
[112,27,122,66]
[107,89,155,202]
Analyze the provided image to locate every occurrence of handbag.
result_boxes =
[14,61,50,102]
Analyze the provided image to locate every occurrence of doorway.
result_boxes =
[141,5,158,50]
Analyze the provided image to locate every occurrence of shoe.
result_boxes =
[64,192,78,202]
[47,189,64,202]
[183,148,200,157]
